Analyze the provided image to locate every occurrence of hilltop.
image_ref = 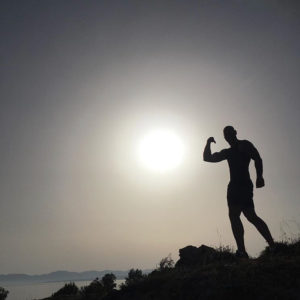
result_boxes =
[41,239,300,300]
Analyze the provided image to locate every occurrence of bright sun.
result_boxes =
[137,129,185,172]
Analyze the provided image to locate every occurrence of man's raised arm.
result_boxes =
[203,137,227,163]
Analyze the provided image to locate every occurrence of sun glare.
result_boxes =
[137,129,185,172]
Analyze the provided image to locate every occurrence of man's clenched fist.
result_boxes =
[207,137,216,144]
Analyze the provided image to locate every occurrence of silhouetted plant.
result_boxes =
[114,239,300,300]
[158,254,174,271]
[52,282,79,297]
[80,277,104,299]
[214,244,234,254]
[279,219,300,244]
[0,287,9,300]
[124,269,144,286]
[101,273,117,292]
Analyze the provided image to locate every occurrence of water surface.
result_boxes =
[2,279,125,300]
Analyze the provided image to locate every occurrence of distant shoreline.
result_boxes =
[0,269,152,285]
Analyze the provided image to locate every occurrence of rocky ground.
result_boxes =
[42,239,300,300]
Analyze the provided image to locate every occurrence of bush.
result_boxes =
[52,282,79,297]
[158,254,174,271]
[101,273,117,292]
[80,278,105,299]
[0,287,9,300]
[123,269,144,286]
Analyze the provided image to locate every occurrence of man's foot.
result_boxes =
[266,242,288,255]
[259,242,290,259]
[235,250,249,259]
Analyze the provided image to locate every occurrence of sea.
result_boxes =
[1,279,125,300]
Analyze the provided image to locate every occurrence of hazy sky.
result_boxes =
[1,0,300,274]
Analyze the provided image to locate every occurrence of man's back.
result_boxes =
[225,140,254,184]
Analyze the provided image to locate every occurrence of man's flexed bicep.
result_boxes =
[203,137,228,163]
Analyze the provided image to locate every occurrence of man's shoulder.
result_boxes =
[239,140,254,149]
[220,148,231,156]
[239,139,252,145]
[238,140,259,156]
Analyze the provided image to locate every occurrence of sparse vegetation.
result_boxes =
[114,239,300,300]
[0,287,9,300]
[80,278,105,300]
[52,282,79,298]
[46,273,117,300]
[122,269,144,287]
[101,273,117,292]
[43,238,300,300]
[158,254,174,271]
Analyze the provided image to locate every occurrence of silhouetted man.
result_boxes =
[203,126,275,258]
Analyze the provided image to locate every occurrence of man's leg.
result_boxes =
[228,206,246,253]
[243,207,275,247]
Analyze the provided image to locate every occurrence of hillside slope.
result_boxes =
[43,240,300,300]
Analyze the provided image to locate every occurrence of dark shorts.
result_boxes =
[227,181,254,209]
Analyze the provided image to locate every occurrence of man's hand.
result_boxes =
[207,137,216,144]
[256,177,265,188]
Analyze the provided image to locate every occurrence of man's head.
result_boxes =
[223,126,237,145]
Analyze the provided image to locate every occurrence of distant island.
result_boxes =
[0,269,152,285]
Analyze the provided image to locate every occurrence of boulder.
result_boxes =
[175,244,235,267]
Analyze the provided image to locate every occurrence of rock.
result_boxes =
[175,244,235,267]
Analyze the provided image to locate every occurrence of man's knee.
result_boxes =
[243,209,259,223]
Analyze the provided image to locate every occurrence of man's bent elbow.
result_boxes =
[203,155,212,162]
